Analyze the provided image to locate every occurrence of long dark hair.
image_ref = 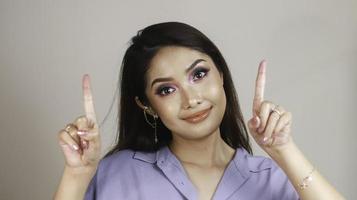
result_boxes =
[105,22,252,157]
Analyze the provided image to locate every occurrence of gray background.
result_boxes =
[0,0,356,199]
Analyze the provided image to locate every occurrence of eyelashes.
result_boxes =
[191,67,209,81]
[155,67,210,96]
[156,86,175,96]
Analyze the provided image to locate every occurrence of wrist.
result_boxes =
[266,140,298,162]
[54,166,97,200]
[64,165,97,179]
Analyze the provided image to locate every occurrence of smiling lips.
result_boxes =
[183,107,212,123]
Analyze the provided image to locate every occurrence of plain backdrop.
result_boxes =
[0,0,356,199]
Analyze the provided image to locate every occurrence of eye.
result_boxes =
[156,86,176,96]
[192,67,209,81]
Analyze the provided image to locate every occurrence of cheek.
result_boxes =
[205,80,226,104]
[152,96,180,125]
[207,82,227,127]
[157,102,176,117]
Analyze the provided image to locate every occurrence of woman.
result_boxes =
[54,22,344,200]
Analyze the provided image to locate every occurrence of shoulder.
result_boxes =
[99,149,136,168]
[84,149,161,200]
[93,149,160,191]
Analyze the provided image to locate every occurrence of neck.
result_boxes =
[168,129,235,168]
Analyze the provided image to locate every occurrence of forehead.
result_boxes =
[146,46,213,78]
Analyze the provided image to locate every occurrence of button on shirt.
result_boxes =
[85,146,299,200]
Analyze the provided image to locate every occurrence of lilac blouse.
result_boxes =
[84,146,299,200]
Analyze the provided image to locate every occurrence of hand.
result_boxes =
[57,74,101,171]
[247,60,293,154]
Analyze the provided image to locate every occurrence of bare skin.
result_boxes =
[54,75,101,200]
[247,61,344,199]
[140,46,231,199]
[54,46,345,199]
[170,132,235,200]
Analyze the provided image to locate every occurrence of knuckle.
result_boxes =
[66,124,77,132]
[283,112,292,119]
[278,106,285,112]
[69,130,79,139]
[261,101,270,108]
[75,117,91,130]
[59,133,71,143]
[60,130,79,143]
[264,100,273,106]
[74,115,87,124]
[58,130,66,139]
[270,111,279,117]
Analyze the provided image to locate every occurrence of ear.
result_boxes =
[135,96,147,110]
[135,96,158,117]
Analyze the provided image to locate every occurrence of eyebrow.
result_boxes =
[150,59,206,88]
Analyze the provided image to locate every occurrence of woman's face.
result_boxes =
[145,46,226,140]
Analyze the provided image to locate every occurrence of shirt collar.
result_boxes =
[234,148,272,177]
[133,145,272,174]
[132,149,157,163]
[133,146,272,200]
[132,146,183,169]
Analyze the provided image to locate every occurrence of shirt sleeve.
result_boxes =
[84,171,98,200]
[270,160,300,200]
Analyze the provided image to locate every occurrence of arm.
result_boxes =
[54,166,96,200]
[269,141,344,200]
[248,60,345,200]
[54,74,101,199]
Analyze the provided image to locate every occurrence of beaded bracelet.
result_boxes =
[298,167,315,190]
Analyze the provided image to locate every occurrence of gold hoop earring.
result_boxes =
[143,107,158,143]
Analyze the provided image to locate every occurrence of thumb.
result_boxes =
[248,115,260,130]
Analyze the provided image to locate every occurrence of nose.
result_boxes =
[181,85,202,109]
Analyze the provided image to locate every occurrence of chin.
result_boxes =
[174,121,222,141]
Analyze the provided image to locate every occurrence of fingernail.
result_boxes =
[77,130,88,136]
[82,140,88,149]
[261,137,269,144]
[72,144,79,151]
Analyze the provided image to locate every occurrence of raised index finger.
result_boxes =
[252,60,266,115]
[82,74,98,126]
